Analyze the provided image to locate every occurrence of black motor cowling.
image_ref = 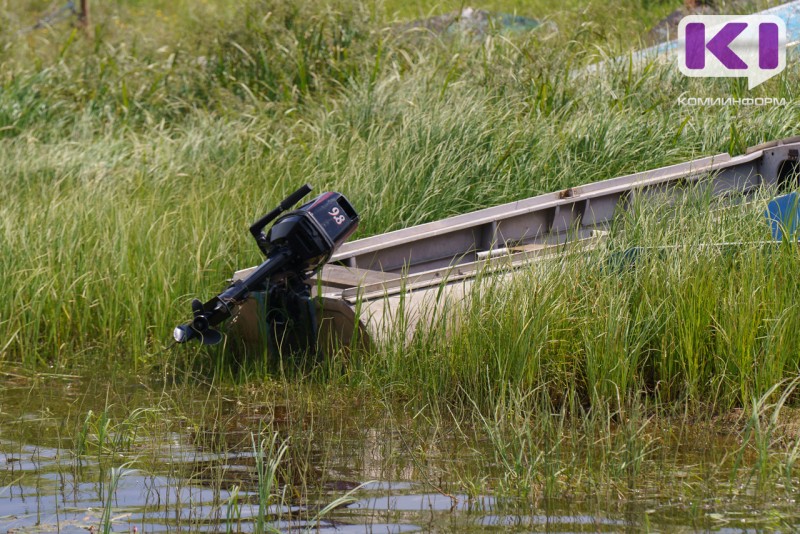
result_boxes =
[264,191,359,274]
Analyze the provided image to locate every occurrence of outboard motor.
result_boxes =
[174,184,359,353]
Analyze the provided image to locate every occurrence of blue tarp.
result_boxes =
[403,8,541,38]
[765,192,800,241]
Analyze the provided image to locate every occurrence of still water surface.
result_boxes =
[2,374,800,532]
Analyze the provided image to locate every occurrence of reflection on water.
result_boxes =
[2,377,800,533]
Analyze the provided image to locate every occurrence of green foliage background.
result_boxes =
[0,0,798,411]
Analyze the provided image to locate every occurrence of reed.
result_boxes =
[0,0,797,416]
[2,0,800,523]
[2,1,796,372]
[363,190,800,413]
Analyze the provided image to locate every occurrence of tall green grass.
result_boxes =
[0,0,798,419]
[360,191,800,412]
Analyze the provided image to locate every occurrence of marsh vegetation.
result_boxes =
[2,0,800,531]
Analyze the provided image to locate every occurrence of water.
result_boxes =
[2,374,800,533]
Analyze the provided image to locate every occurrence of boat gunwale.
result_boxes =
[328,150,764,261]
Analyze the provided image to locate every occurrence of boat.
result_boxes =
[227,136,800,353]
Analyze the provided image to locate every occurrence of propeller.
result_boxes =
[173,299,223,345]
[191,299,223,345]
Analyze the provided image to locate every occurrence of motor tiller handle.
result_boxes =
[249,184,313,253]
